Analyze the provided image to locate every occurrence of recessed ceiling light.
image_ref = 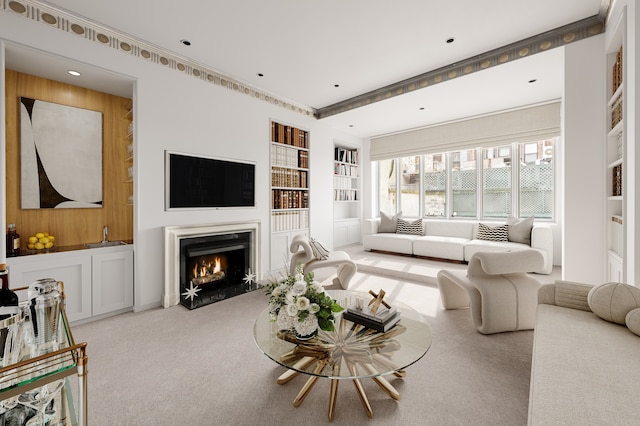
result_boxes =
[68,70,81,76]
[348,124,354,127]
[528,78,537,83]
[446,37,455,44]
[419,107,425,110]
[180,39,191,46]
[257,73,264,77]
[334,84,340,88]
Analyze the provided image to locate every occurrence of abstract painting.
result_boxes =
[20,97,103,209]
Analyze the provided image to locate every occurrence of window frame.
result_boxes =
[373,138,557,221]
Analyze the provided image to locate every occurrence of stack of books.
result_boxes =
[342,304,401,332]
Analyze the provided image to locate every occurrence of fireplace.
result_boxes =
[180,232,251,309]
[163,222,261,308]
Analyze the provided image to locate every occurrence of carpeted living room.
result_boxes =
[2,0,640,425]
[72,250,559,425]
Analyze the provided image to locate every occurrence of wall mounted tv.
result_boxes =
[165,151,255,210]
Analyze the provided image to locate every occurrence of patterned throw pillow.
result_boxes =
[396,218,423,235]
[477,223,509,241]
[309,238,330,260]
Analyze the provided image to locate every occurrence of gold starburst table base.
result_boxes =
[275,353,406,420]
[273,317,410,421]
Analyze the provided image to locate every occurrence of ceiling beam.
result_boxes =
[315,15,605,120]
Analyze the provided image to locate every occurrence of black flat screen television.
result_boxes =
[165,151,255,209]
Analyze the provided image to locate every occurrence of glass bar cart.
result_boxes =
[0,281,88,425]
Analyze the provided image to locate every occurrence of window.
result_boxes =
[519,139,554,218]
[451,149,476,218]
[374,138,556,220]
[482,145,511,218]
[424,153,446,216]
[378,158,396,215]
[400,156,420,217]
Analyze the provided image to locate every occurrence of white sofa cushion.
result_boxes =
[362,233,416,255]
[379,211,401,233]
[464,239,531,261]
[626,308,640,336]
[507,215,534,245]
[425,220,474,239]
[413,236,468,261]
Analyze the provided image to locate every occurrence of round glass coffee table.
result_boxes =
[253,290,432,421]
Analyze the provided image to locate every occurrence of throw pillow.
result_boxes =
[506,216,534,245]
[476,223,509,242]
[308,237,330,260]
[379,211,402,233]
[625,308,640,337]
[396,218,423,235]
[587,282,640,325]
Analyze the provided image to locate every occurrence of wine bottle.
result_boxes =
[6,224,20,257]
[0,263,19,320]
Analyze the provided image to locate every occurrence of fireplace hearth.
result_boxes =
[180,232,253,309]
[163,222,261,308]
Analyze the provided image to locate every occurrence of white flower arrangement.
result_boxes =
[266,263,343,336]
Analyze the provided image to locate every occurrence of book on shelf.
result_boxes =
[342,310,401,332]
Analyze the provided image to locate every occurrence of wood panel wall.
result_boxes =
[4,70,133,248]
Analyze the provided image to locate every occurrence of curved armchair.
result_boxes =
[289,234,357,289]
[436,250,544,334]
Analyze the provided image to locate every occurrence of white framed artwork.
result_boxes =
[20,97,103,209]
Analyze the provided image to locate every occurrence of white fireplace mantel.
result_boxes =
[163,221,261,308]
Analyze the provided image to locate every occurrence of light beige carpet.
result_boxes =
[71,252,545,425]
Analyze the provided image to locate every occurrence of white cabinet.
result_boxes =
[334,219,361,248]
[270,229,309,272]
[6,245,134,323]
[6,254,92,322]
[92,250,134,316]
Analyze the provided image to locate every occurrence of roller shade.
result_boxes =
[370,101,561,160]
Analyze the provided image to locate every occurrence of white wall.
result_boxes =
[561,34,606,284]
[0,11,363,310]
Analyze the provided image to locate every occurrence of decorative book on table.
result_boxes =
[343,304,401,332]
[343,310,401,332]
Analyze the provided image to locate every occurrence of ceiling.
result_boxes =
[6,0,607,138]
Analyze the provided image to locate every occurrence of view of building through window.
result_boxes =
[482,145,512,218]
[376,138,556,219]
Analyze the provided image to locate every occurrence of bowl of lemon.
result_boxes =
[27,232,55,252]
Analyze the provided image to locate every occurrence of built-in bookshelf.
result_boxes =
[270,120,310,271]
[333,144,361,247]
[605,13,626,282]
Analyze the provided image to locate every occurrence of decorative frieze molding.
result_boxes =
[1,0,316,117]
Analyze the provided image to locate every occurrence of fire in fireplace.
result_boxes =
[179,231,255,309]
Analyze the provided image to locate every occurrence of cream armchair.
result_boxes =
[436,250,544,334]
[289,234,357,289]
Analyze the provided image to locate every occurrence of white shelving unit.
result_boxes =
[605,11,626,282]
[269,120,310,271]
[333,145,361,247]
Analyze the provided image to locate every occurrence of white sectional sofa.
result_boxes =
[528,281,640,424]
[362,217,553,274]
